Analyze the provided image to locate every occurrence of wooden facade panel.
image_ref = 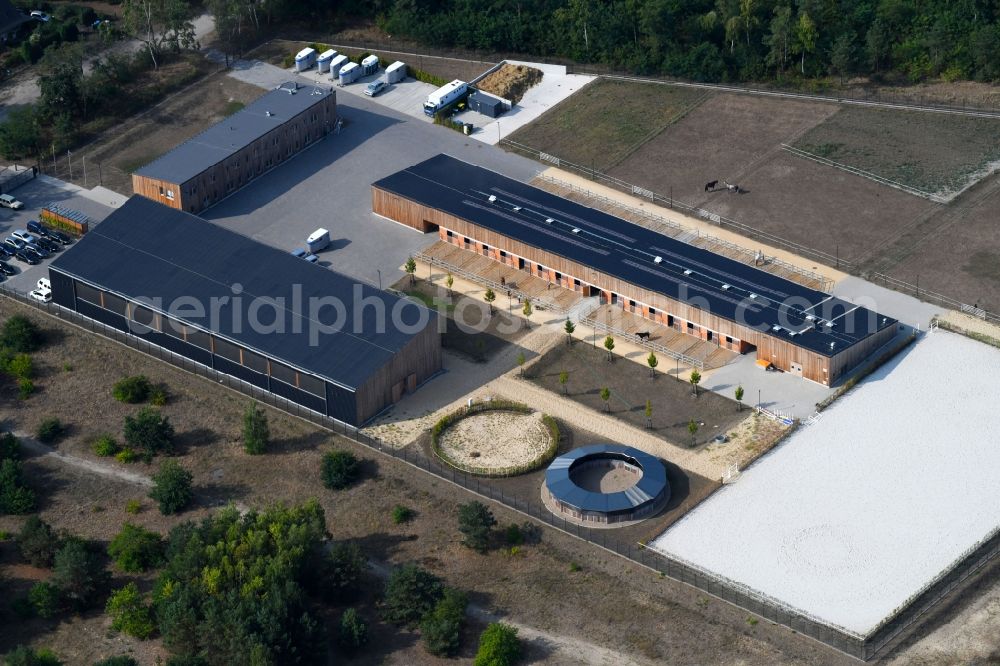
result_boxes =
[356,318,442,423]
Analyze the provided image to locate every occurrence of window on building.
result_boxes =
[213,337,242,363]
[102,292,127,316]
[269,361,297,385]
[184,326,212,350]
[74,282,101,305]
[158,186,164,196]
[241,349,268,373]
[129,304,158,330]
[298,373,325,397]
[165,189,174,200]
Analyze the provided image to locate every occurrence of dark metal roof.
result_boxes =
[134,82,334,185]
[49,196,435,390]
[545,444,668,514]
[469,90,505,105]
[374,155,896,357]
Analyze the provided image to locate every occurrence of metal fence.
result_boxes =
[868,271,1000,326]
[501,139,849,271]
[536,173,835,292]
[564,66,1000,117]
[6,285,999,661]
[0,165,36,195]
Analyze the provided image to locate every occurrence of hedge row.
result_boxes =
[430,400,560,478]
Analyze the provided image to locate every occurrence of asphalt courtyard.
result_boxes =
[201,90,542,288]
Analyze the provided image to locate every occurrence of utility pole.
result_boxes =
[67,150,72,180]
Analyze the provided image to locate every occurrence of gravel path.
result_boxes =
[17,432,154,487]
[366,303,727,480]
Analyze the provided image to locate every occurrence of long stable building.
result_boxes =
[133,82,337,214]
[373,155,897,385]
[48,196,441,426]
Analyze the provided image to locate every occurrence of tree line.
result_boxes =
[349,0,1000,84]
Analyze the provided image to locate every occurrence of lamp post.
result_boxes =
[377,269,382,290]
[758,389,761,412]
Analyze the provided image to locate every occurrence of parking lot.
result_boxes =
[0,176,116,294]
[202,92,542,288]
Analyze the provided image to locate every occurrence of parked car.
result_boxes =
[49,230,72,245]
[0,194,24,209]
[27,220,49,236]
[4,237,25,251]
[290,248,308,259]
[24,243,48,259]
[12,230,38,245]
[35,236,59,253]
[30,10,50,22]
[305,254,319,263]
[0,244,14,258]
[364,80,387,97]
[15,250,39,265]
[29,288,51,303]
[0,260,14,276]
[36,277,50,291]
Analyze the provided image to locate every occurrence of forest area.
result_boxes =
[281,0,1000,85]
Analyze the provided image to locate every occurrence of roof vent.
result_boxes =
[545,217,554,224]
[772,325,782,332]
[683,269,692,275]
[488,195,497,203]
[830,341,836,350]
[571,228,580,234]
[265,111,273,117]
[513,206,521,211]
[749,293,758,300]
[721,284,731,290]
[805,314,815,321]
[653,256,662,264]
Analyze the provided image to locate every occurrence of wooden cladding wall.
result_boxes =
[134,93,337,214]
[374,187,895,385]
[356,317,442,424]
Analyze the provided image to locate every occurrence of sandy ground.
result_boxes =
[653,329,1000,636]
[439,410,550,470]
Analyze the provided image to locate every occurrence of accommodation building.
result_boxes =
[132,82,336,214]
[372,154,897,385]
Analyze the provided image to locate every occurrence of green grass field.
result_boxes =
[794,106,1000,196]
[506,79,710,172]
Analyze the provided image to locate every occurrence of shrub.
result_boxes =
[113,375,151,403]
[316,541,366,603]
[382,563,444,627]
[123,407,174,461]
[125,499,142,515]
[0,458,36,514]
[1,315,43,352]
[0,431,20,460]
[3,646,62,666]
[458,501,496,553]
[36,418,64,444]
[92,434,119,457]
[108,523,165,572]
[149,460,193,515]
[28,581,61,618]
[18,377,35,400]
[149,387,168,406]
[11,597,35,619]
[421,588,468,657]
[321,449,360,490]
[474,622,522,666]
[115,448,136,463]
[338,608,368,652]
[51,538,109,610]
[8,353,34,379]
[242,401,269,455]
[105,582,156,639]
[504,524,523,546]
[93,657,139,666]
[18,516,60,567]
[391,504,415,524]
